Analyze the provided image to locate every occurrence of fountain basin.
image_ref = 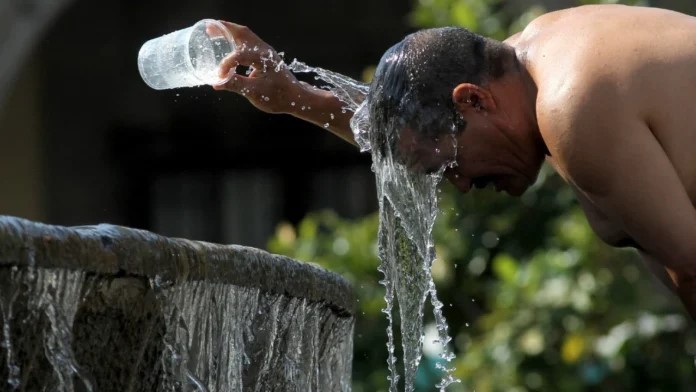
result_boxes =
[0,216,354,391]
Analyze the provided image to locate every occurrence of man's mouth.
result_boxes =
[472,175,497,189]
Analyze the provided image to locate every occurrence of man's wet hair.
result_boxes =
[367,27,512,158]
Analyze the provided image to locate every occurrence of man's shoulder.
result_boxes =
[536,76,631,193]
[536,72,623,138]
[522,5,649,88]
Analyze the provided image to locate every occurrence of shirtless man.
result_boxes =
[213,4,696,320]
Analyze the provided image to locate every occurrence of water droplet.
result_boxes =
[291,102,296,106]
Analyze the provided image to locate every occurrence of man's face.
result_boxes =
[397,122,540,196]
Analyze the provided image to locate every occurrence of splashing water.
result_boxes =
[0,268,94,391]
[366,109,460,391]
[151,278,353,392]
[0,214,355,392]
[0,264,352,391]
[286,57,460,389]
[286,59,369,114]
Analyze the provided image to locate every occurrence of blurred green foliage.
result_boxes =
[269,0,696,390]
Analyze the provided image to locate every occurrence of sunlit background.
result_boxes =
[2,0,696,391]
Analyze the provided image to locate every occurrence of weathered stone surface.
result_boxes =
[0,216,354,391]
[0,216,354,314]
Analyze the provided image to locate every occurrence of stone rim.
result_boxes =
[0,216,355,315]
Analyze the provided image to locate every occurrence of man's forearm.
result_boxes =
[285,83,359,147]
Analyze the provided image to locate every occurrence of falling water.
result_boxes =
[0,264,353,392]
[0,267,94,391]
[0,214,354,392]
[287,58,460,390]
[362,102,460,391]
[152,278,354,392]
[286,59,369,115]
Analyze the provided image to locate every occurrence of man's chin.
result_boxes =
[501,178,530,196]
[505,187,527,197]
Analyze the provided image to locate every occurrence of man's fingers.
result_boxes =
[213,74,259,94]
[219,74,249,92]
[218,53,240,77]
[217,21,265,47]
[205,22,227,39]
[217,50,263,78]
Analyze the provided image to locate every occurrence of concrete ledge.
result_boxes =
[0,216,354,315]
[0,216,355,391]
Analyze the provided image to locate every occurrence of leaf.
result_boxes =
[492,253,518,284]
[561,334,586,364]
[451,1,479,30]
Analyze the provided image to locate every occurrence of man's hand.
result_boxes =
[211,21,358,145]
[211,21,304,115]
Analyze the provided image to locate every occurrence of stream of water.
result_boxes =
[287,59,460,391]
[0,264,352,391]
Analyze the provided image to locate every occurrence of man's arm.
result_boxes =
[543,86,696,319]
[640,252,678,293]
[212,22,359,146]
[571,183,631,246]
[573,184,679,292]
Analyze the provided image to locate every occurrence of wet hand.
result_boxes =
[211,21,304,114]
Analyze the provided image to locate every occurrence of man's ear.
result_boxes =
[452,83,496,113]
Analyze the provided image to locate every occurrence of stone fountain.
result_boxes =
[0,216,354,391]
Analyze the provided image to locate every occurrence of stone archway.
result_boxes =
[0,0,76,105]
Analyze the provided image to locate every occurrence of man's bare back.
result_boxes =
[514,5,696,316]
[520,5,696,202]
